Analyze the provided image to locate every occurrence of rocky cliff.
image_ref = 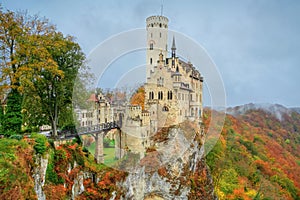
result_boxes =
[0,121,216,199]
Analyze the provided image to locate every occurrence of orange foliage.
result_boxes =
[44,185,67,200]
[130,86,145,110]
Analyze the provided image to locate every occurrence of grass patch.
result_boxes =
[87,142,117,166]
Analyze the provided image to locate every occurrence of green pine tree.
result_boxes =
[2,89,23,136]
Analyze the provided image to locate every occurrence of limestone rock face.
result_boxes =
[117,123,217,200]
[33,154,48,200]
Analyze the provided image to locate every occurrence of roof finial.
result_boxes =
[160,0,163,16]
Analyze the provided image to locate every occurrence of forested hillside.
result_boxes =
[206,105,300,200]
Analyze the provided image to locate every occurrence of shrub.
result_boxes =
[31,133,48,155]
[8,134,23,140]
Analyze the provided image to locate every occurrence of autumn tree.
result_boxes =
[0,8,87,136]
[130,86,145,110]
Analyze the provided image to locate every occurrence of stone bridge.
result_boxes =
[58,120,124,164]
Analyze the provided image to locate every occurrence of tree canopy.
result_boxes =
[0,8,89,136]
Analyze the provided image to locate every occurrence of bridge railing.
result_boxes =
[77,121,120,135]
[49,121,120,140]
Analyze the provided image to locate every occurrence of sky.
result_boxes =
[1,0,300,107]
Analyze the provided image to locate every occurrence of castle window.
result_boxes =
[149,91,154,100]
[158,91,163,100]
[162,106,169,112]
[150,58,152,64]
[167,91,173,100]
[160,32,162,38]
[150,43,153,50]
[159,23,162,28]
[151,23,153,27]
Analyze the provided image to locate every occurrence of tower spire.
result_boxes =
[172,36,176,59]
[171,36,176,51]
[160,0,163,16]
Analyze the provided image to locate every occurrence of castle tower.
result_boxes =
[146,15,169,80]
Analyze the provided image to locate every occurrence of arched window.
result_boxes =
[150,58,152,64]
[167,91,173,100]
[150,43,153,50]
[149,92,154,100]
[159,23,162,28]
[162,106,169,112]
[158,91,163,100]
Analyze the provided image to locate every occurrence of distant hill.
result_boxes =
[291,107,300,114]
[206,104,300,200]
[226,103,292,121]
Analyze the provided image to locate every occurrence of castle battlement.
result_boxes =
[146,15,169,28]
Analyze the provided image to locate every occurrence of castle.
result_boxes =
[125,15,204,154]
[77,15,203,156]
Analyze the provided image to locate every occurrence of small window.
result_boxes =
[160,32,162,38]
[167,91,173,100]
[150,58,152,64]
[151,32,153,38]
[159,23,162,28]
[158,91,163,100]
[150,43,153,50]
[162,106,169,112]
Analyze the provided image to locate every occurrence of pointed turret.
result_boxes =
[171,36,176,51]
[171,36,176,59]
[171,36,176,68]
